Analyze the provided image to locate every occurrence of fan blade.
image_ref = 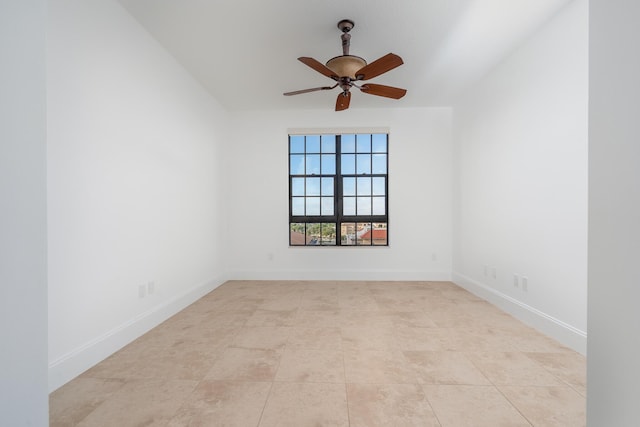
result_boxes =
[360,83,407,99]
[355,53,403,80]
[298,57,338,79]
[284,84,337,96]
[335,91,351,111]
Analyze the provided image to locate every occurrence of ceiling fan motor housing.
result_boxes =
[325,55,367,80]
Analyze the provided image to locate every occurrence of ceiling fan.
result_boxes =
[284,19,407,111]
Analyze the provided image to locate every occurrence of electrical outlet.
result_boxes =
[138,285,146,298]
[432,252,438,261]
[492,267,497,279]
[147,281,155,294]
[522,276,528,292]
[483,265,488,276]
[513,274,519,287]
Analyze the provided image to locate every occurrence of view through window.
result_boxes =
[289,133,388,246]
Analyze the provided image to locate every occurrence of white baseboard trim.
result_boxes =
[452,272,586,355]
[227,270,452,282]
[48,276,227,392]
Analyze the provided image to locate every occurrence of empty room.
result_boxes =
[2,0,639,426]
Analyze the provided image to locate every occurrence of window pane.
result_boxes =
[291,178,305,196]
[343,177,355,196]
[306,177,320,196]
[321,197,334,216]
[306,154,320,175]
[290,155,305,175]
[373,196,386,215]
[290,136,305,153]
[321,154,336,174]
[372,134,387,153]
[357,177,371,196]
[341,134,355,153]
[357,134,371,153]
[372,177,385,195]
[321,223,336,245]
[306,223,321,245]
[290,223,306,245]
[306,135,320,153]
[357,196,372,215]
[321,177,334,196]
[356,154,371,174]
[372,154,387,174]
[321,135,336,153]
[356,223,372,246]
[343,196,356,215]
[372,223,388,245]
[292,197,305,215]
[341,154,355,175]
[341,222,356,245]
[306,197,320,216]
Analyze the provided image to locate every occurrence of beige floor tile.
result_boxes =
[166,380,272,427]
[404,351,491,385]
[339,310,393,329]
[347,383,440,427]
[422,384,530,426]
[443,328,519,352]
[275,348,345,383]
[77,379,197,427]
[205,347,281,381]
[344,349,417,384]
[500,385,586,426]
[49,378,126,427]
[125,346,220,381]
[80,344,161,380]
[259,382,349,427]
[230,326,291,351]
[198,310,254,327]
[286,327,343,350]
[467,351,563,386]
[258,295,302,311]
[298,293,340,310]
[506,329,576,353]
[169,326,240,352]
[526,352,587,396]
[380,310,439,328]
[341,326,399,351]
[394,326,446,351]
[246,309,299,327]
[294,309,343,327]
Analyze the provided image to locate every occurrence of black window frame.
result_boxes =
[288,133,389,246]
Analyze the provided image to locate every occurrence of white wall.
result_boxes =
[588,0,640,424]
[0,1,49,424]
[47,0,229,391]
[452,0,588,353]
[225,107,453,281]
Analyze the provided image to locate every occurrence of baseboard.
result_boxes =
[227,270,452,282]
[48,276,227,392]
[452,272,586,355]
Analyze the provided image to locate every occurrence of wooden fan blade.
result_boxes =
[360,83,407,99]
[298,57,338,79]
[335,91,351,111]
[355,53,403,80]
[283,84,337,96]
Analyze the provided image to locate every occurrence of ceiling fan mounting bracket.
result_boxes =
[337,19,355,33]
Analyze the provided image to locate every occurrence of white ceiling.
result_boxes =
[118,0,572,111]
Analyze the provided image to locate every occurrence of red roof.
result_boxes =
[359,229,387,240]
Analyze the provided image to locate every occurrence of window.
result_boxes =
[289,133,388,246]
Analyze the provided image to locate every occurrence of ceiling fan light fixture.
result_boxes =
[325,55,367,80]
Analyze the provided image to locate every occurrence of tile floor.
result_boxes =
[50,280,586,426]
